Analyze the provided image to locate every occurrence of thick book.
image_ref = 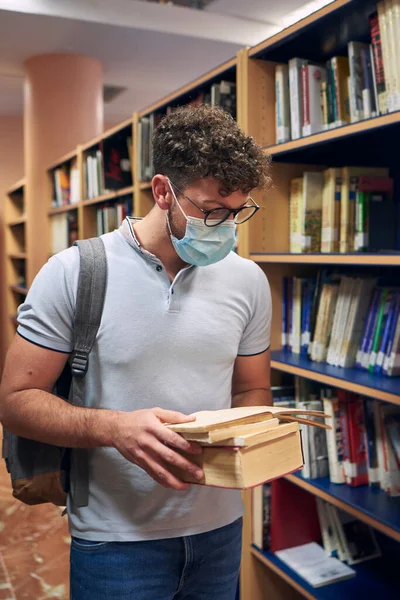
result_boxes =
[171,422,303,489]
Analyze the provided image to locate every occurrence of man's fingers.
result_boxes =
[155,425,202,455]
[138,454,191,491]
[152,441,203,480]
[153,407,196,424]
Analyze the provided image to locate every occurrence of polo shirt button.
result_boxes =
[156,265,162,272]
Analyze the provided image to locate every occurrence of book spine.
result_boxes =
[355,287,379,368]
[370,11,387,114]
[338,392,351,484]
[348,42,364,120]
[383,292,400,373]
[289,58,306,140]
[347,398,368,486]
[368,288,389,372]
[362,288,382,369]
[363,399,380,488]
[378,1,393,111]
[323,397,345,484]
[360,46,375,118]
[301,65,310,136]
[275,65,291,143]
[387,306,400,375]
[375,291,396,373]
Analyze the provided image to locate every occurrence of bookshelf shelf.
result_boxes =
[285,474,400,542]
[6,178,26,196]
[139,57,237,117]
[81,116,133,151]
[7,217,26,227]
[48,204,80,216]
[139,181,152,190]
[9,285,28,296]
[265,112,400,159]
[251,545,399,600]
[270,350,400,406]
[83,185,135,206]
[46,149,78,171]
[250,253,400,266]
[8,253,27,260]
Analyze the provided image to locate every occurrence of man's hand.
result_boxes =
[112,407,203,491]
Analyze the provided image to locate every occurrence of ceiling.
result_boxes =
[0,0,332,124]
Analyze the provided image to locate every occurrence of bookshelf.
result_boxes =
[4,178,27,348]
[135,56,237,226]
[238,0,400,598]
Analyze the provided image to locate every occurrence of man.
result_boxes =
[0,105,272,599]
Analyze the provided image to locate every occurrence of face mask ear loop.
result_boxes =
[168,180,188,220]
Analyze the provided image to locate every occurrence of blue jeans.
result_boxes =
[70,517,242,599]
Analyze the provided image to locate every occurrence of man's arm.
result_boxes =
[231,349,272,408]
[0,335,203,490]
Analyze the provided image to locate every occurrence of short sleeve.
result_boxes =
[17,248,79,353]
[237,264,272,356]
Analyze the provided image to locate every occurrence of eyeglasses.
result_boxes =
[169,181,259,227]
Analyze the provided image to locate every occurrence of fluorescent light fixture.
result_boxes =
[281,0,335,28]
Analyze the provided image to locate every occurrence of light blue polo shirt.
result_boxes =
[17,218,272,541]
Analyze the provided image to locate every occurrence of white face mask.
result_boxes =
[167,183,236,267]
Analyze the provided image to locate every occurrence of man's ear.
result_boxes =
[152,175,172,211]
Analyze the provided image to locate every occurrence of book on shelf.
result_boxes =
[84,131,132,199]
[289,167,396,255]
[96,196,133,236]
[275,542,356,587]
[166,406,331,489]
[290,376,400,494]
[50,212,78,255]
[283,271,400,374]
[52,165,80,208]
[316,499,381,564]
[275,3,400,143]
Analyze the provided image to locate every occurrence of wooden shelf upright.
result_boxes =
[237,0,400,598]
[4,178,27,346]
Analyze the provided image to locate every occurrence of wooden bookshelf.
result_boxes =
[4,179,27,347]
[238,1,400,599]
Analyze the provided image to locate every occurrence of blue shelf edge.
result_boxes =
[270,350,400,400]
[287,473,400,537]
[252,545,399,600]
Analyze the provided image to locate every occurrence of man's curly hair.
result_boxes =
[153,104,271,195]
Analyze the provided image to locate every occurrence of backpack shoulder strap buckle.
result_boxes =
[71,351,89,378]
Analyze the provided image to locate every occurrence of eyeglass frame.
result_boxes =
[168,180,260,227]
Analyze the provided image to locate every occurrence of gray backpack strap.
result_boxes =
[70,237,108,507]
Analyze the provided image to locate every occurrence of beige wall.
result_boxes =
[0,116,24,373]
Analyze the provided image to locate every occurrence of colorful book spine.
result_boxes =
[275,64,291,143]
[338,392,351,484]
[368,288,390,372]
[347,398,368,486]
[355,287,380,368]
[383,293,400,373]
[369,10,387,114]
[362,289,383,369]
[375,291,398,374]
[363,399,380,488]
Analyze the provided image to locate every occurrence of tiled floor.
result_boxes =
[0,436,70,599]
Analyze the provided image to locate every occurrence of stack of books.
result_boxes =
[166,406,330,489]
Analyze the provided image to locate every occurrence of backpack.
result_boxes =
[1,237,108,509]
